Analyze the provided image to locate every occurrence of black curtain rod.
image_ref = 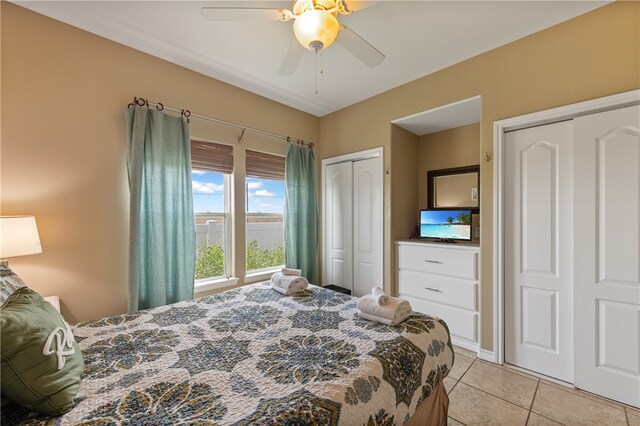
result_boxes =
[127,97,314,149]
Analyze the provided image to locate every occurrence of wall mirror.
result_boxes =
[427,165,480,212]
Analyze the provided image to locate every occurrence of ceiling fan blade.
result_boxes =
[337,25,385,67]
[342,1,377,12]
[201,7,288,21]
[279,39,306,76]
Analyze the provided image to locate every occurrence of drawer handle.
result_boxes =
[424,287,443,293]
[424,259,443,264]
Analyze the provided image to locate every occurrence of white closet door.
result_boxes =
[574,105,640,408]
[324,161,353,291]
[353,157,383,297]
[505,120,574,382]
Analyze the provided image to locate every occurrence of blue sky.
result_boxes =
[420,210,470,224]
[192,170,284,214]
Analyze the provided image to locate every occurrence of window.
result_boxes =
[245,150,285,274]
[191,141,233,281]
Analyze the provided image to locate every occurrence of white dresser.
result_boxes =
[396,240,480,352]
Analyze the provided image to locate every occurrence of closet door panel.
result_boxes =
[505,120,574,383]
[574,104,640,408]
[353,157,383,297]
[324,161,353,291]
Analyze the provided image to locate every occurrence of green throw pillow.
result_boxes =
[1,287,84,416]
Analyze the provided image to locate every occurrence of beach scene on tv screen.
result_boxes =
[421,210,471,240]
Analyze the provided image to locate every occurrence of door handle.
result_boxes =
[424,287,443,293]
[424,259,443,264]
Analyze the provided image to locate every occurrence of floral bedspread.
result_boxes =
[3,283,454,425]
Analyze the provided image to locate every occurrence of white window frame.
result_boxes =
[194,173,233,289]
[244,176,285,277]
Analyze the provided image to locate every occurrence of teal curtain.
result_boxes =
[125,106,195,311]
[284,144,318,283]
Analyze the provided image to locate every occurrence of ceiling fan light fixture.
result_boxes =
[293,9,340,50]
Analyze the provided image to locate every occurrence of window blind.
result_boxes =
[191,140,233,174]
[246,150,285,181]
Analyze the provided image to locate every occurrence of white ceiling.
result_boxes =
[393,96,481,136]
[13,1,608,117]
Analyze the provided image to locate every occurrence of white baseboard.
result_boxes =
[451,336,479,354]
[478,348,497,363]
[450,337,497,364]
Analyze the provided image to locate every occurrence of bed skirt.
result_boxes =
[406,382,449,426]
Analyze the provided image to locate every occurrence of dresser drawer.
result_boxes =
[397,244,477,279]
[398,270,477,311]
[403,295,478,342]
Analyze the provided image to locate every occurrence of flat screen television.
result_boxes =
[420,209,472,241]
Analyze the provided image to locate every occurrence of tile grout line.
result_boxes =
[457,357,540,413]
[625,407,630,426]
[534,381,629,425]
[448,377,459,393]
[524,379,540,425]
[489,361,543,382]
[534,412,569,426]
[457,380,536,413]
[457,378,570,426]
[447,356,476,382]
[541,380,629,414]
[624,405,640,416]
[447,417,468,426]
[457,356,477,381]
[449,348,635,426]
[448,415,468,426]
[447,354,476,426]
[502,361,631,415]
[475,359,540,383]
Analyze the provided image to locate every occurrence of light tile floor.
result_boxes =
[447,346,639,425]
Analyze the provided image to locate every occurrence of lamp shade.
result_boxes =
[0,216,43,259]
[293,9,340,50]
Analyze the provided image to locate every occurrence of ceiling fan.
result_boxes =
[201,0,385,76]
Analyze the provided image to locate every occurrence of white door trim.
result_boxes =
[321,147,384,289]
[492,89,640,365]
[321,147,383,167]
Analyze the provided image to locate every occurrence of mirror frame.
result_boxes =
[427,165,480,213]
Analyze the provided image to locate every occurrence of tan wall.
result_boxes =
[0,3,318,323]
[2,1,639,351]
[419,123,481,243]
[390,125,419,294]
[418,123,480,208]
[318,2,639,351]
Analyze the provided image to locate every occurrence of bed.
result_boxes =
[2,283,454,425]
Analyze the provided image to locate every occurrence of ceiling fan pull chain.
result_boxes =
[315,49,319,95]
[320,50,324,75]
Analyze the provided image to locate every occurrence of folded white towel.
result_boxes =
[271,272,309,289]
[372,286,390,305]
[282,268,302,276]
[270,281,306,296]
[357,309,412,326]
[356,294,412,322]
[270,272,309,295]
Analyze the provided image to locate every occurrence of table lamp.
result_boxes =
[0,216,43,269]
